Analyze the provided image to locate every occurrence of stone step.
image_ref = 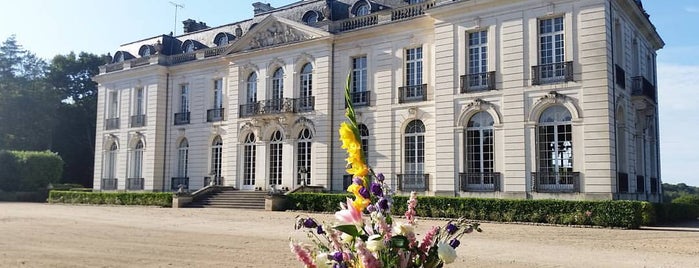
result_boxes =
[184,188,267,209]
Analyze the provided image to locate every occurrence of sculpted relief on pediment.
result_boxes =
[249,22,314,50]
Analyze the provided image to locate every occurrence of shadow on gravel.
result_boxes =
[642,219,699,232]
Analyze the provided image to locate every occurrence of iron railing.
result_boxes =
[126,178,144,190]
[398,84,427,103]
[295,96,315,112]
[531,171,580,193]
[636,175,645,193]
[101,178,118,190]
[207,108,225,122]
[460,72,496,93]
[532,61,574,85]
[174,112,190,125]
[615,64,626,88]
[105,118,120,130]
[204,176,224,186]
[459,172,501,192]
[171,177,189,191]
[239,102,259,118]
[349,91,370,107]
[130,114,146,128]
[631,76,656,102]
[238,97,314,117]
[397,174,429,192]
[617,172,629,193]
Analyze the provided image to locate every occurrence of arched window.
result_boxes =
[299,63,313,111]
[302,11,320,26]
[127,140,144,190]
[183,40,195,53]
[464,112,495,190]
[536,105,573,189]
[139,45,153,57]
[297,128,312,185]
[354,1,371,16]
[269,130,283,185]
[272,67,284,99]
[211,136,223,182]
[177,139,189,178]
[403,120,425,191]
[243,133,256,188]
[358,124,369,161]
[247,72,257,103]
[214,33,231,47]
[105,142,118,180]
[407,0,424,4]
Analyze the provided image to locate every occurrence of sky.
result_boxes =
[1,0,698,187]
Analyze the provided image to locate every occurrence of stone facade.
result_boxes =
[93,0,663,201]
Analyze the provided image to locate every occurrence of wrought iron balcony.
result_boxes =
[631,76,656,102]
[349,91,371,107]
[460,72,496,93]
[105,118,120,130]
[397,173,429,192]
[204,176,224,186]
[101,178,118,190]
[171,177,189,191]
[532,61,574,85]
[531,171,580,193]
[126,178,144,190]
[617,172,629,193]
[615,64,626,88]
[174,112,190,125]
[239,102,259,118]
[398,84,427,103]
[295,96,315,112]
[238,97,314,118]
[636,175,645,193]
[130,115,146,128]
[207,108,225,122]
[459,172,501,192]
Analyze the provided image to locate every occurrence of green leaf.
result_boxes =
[334,224,361,237]
[391,235,409,249]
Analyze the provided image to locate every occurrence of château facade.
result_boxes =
[93,0,663,201]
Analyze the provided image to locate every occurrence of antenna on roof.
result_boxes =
[168,1,184,35]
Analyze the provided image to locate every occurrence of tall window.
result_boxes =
[243,133,256,186]
[272,68,284,100]
[104,142,118,179]
[247,72,257,103]
[213,79,223,109]
[211,136,222,179]
[134,88,144,115]
[468,31,488,88]
[108,91,118,118]
[180,84,189,113]
[539,17,565,80]
[177,139,189,178]
[269,130,283,185]
[404,120,425,174]
[358,124,369,161]
[299,63,313,110]
[405,47,423,87]
[129,140,144,179]
[537,106,573,184]
[297,128,312,185]
[466,112,494,177]
[352,56,368,105]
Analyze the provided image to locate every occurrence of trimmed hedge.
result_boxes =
[48,191,172,207]
[650,202,699,224]
[0,150,63,192]
[288,193,646,229]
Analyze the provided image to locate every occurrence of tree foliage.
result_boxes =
[662,182,699,203]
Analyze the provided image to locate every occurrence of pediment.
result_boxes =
[226,15,330,54]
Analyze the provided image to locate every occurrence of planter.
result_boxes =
[265,194,288,211]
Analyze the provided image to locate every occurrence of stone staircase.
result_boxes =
[185,187,266,209]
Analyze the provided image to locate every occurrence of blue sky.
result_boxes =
[1,1,697,187]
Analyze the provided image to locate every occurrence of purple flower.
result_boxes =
[370,182,383,197]
[332,251,344,262]
[353,177,364,185]
[303,218,318,228]
[359,186,370,199]
[376,173,385,182]
[378,198,389,211]
[366,204,377,212]
[449,238,460,249]
[317,225,326,235]
[445,222,458,235]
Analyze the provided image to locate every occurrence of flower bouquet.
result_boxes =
[289,77,481,268]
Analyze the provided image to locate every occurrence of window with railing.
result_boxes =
[175,84,190,125]
[130,87,145,127]
[243,133,257,188]
[463,112,496,191]
[535,105,576,192]
[401,47,426,103]
[397,174,429,192]
[403,120,425,191]
[298,63,314,112]
[106,91,120,130]
[351,56,369,106]
[126,178,143,191]
[208,79,224,122]
[128,140,144,190]
[533,17,573,85]
[358,124,369,162]
[460,172,501,192]
[103,142,118,184]
[177,139,189,179]
[297,129,312,185]
[102,178,118,191]
[269,131,283,186]
[631,76,656,102]
[464,30,492,92]
[210,136,222,181]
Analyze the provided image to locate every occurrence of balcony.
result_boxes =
[398,84,427,103]
[617,172,629,193]
[238,97,314,118]
[349,91,371,107]
[615,64,626,88]
[171,177,189,191]
[459,172,501,192]
[105,118,120,130]
[101,178,118,191]
[460,72,496,93]
[126,178,144,190]
[636,175,645,193]
[631,76,656,103]
[207,108,225,122]
[332,0,441,32]
[130,114,146,128]
[174,112,190,125]
[204,176,224,186]
[531,171,580,193]
[294,96,315,113]
[532,61,574,85]
[397,173,429,192]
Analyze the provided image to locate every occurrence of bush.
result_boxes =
[0,150,63,192]
[652,202,699,224]
[48,191,172,207]
[672,195,699,207]
[287,193,646,229]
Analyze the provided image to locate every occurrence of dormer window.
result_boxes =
[112,51,134,63]
[138,45,153,57]
[302,11,322,26]
[407,0,424,4]
[182,40,195,53]
[214,33,233,47]
[353,1,371,16]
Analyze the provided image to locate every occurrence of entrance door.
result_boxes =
[241,133,256,190]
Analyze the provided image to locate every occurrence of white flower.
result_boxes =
[365,234,384,252]
[341,232,354,243]
[393,222,415,236]
[315,252,330,268]
[437,242,457,264]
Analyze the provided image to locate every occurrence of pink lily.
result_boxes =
[335,198,363,225]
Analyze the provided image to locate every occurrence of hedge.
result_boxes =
[0,150,63,192]
[287,193,646,229]
[48,191,172,207]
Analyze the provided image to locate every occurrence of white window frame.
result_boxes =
[467,30,488,88]
[465,112,495,187]
[213,79,223,109]
[538,16,565,80]
[211,136,222,179]
[108,91,119,119]
[404,120,425,174]
[405,46,423,87]
[180,84,189,113]
[129,140,144,179]
[177,139,189,178]
[247,72,257,103]
[269,131,283,186]
[243,133,257,186]
[271,68,284,100]
[297,129,312,185]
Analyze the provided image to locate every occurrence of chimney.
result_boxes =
[182,19,210,33]
[252,2,274,15]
